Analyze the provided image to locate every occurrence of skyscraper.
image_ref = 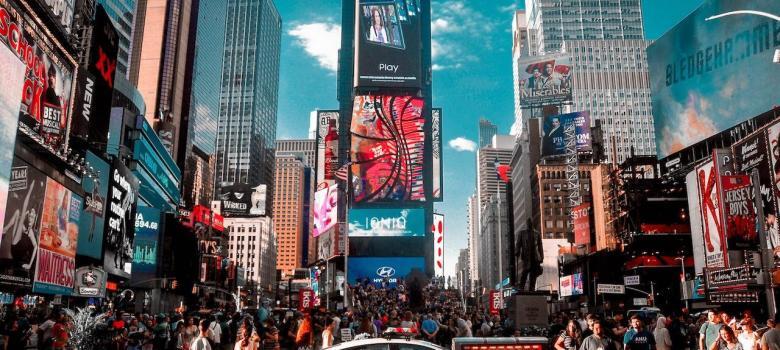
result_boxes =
[478,118,498,149]
[215,0,281,210]
[272,149,309,279]
[520,0,654,163]
[99,0,142,80]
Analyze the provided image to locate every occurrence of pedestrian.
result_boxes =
[171,321,185,350]
[208,316,222,348]
[580,320,618,350]
[710,326,742,350]
[654,317,672,350]
[51,312,69,350]
[235,318,259,350]
[4,318,30,350]
[262,319,280,350]
[37,312,57,350]
[738,323,758,350]
[421,314,439,343]
[700,311,725,350]
[625,316,656,350]
[190,319,213,350]
[322,317,335,348]
[182,317,199,350]
[582,314,598,342]
[760,314,780,350]
[296,314,313,350]
[555,320,582,350]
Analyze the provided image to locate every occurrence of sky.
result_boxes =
[275,0,704,278]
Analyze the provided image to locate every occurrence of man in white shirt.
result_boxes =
[207,316,221,347]
[191,319,212,350]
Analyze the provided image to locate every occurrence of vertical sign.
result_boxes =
[131,206,160,286]
[432,213,444,277]
[33,179,81,295]
[489,290,502,315]
[687,170,706,274]
[733,131,774,258]
[0,43,26,236]
[0,158,48,288]
[720,175,758,249]
[299,288,313,312]
[572,203,591,245]
[765,121,780,267]
[695,159,727,268]
[103,159,139,278]
[432,108,443,201]
[316,110,339,189]
[76,151,110,259]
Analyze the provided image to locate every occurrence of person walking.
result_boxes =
[701,311,725,350]
[760,314,780,350]
[190,320,213,350]
[738,323,759,350]
[710,326,742,350]
[322,318,335,349]
[625,316,656,350]
[654,317,673,350]
[556,320,582,350]
[580,320,618,350]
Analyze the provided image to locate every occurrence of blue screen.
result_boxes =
[347,256,425,287]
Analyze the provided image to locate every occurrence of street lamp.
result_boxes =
[705,10,780,64]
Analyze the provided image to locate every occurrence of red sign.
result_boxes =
[489,290,502,315]
[212,213,224,232]
[720,175,758,249]
[299,289,314,312]
[573,203,591,245]
[192,205,212,226]
[106,281,118,291]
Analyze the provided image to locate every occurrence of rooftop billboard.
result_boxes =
[649,0,780,158]
[517,53,572,109]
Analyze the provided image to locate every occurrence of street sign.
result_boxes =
[633,298,648,306]
[597,284,625,294]
[624,275,640,286]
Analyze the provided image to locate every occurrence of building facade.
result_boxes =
[225,217,277,292]
[479,119,499,149]
[478,192,512,290]
[455,249,470,299]
[272,153,308,279]
[476,136,515,207]
[467,192,480,296]
[215,0,281,203]
[99,0,141,79]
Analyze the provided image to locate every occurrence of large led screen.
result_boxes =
[517,53,572,108]
[348,208,425,237]
[103,159,139,278]
[313,184,338,238]
[432,108,442,201]
[649,0,780,158]
[0,1,76,157]
[131,206,160,286]
[76,151,110,259]
[347,256,424,287]
[350,95,425,203]
[541,111,592,157]
[354,0,422,88]
[316,110,339,189]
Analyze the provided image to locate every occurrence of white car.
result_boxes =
[327,338,445,350]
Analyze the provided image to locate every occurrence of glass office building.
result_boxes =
[99,0,139,79]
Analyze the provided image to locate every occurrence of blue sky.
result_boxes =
[275,0,703,278]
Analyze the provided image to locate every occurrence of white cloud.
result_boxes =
[448,137,478,152]
[500,1,521,13]
[288,22,341,72]
[430,0,497,70]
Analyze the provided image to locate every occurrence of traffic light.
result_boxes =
[172,280,179,290]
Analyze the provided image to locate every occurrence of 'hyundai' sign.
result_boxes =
[348,257,424,287]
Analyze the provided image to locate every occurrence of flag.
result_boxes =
[335,162,351,181]
[495,158,511,183]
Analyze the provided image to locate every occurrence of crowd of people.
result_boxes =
[4,285,780,350]
[549,310,780,350]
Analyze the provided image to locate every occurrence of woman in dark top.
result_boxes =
[12,208,39,271]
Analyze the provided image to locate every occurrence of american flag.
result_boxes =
[335,162,352,181]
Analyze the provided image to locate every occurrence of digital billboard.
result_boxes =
[218,184,267,217]
[432,213,444,277]
[347,256,425,287]
[350,95,425,203]
[131,206,160,286]
[517,53,572,108]
[0,158,47,288]
[720,175,758,249]
[76,151,110,259]
[0,42,26,239]
[354,0,421,88]
[316,110,339,189]
[71,5,118,147]
[649,0,780,158]
[348,208,425,237]
[103,159,139,278]
[33,179,81,295]
[767,121,780,267]
[313,184,338,237]
[0,1,76,158]
[432,108,443,201]
[541,111,591,157]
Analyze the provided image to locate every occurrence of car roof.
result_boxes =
[328,338,444,350]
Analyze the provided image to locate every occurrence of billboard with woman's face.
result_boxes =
[354,0,422,88]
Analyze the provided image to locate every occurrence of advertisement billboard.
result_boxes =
[0,42,26,238]
[131,207,160,286]
[559,273,584,297]
[432,213,444,277]
[354,0,421,88]
[489,290,502,315]
[649,0,780,158]
[31,0,75,35]
[316,110,339,189]
[72,266,107,298]
[432,108,442,201]
[103,159,139,278]
[541,111,591,157]
[313,184,338,237]
[687,170,707,274]
[0,158,48,288]
[695,159,728,268]
[348,208,425,237]
[766,122,780,267]
[218,184,267,217]
[347,256,424,287]
[351,95,425,202]
[0,1,76,157]
[76,151,109,259]
[72,5,118,147]
[573,203,591,246]
[517,53,572,108]
[720,175,759,249]
[33,178,81,295]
